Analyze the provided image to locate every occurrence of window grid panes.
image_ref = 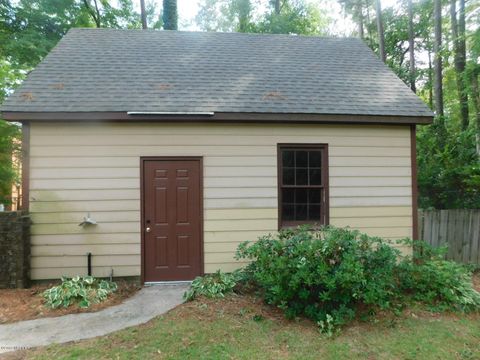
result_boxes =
[279,146,327,226]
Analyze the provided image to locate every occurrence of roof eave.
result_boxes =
[0,111,434,125]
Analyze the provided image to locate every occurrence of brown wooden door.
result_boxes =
[142,158,202,282]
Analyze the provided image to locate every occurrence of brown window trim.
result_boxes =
[277,143,329,230]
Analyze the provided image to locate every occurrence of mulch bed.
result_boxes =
[169,272,480,331]
[0,280,140,324]
[1,272,478,326]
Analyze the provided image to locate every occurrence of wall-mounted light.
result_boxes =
[79,213,97,227]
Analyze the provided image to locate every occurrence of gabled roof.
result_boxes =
[1,28,433,123]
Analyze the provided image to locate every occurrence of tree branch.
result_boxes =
[83,0,101,28]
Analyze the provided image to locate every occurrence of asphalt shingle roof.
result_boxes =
[1,28,433,118]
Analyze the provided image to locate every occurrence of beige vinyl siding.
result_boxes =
[28,122,413,280]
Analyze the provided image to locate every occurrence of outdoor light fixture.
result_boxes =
[79,213,97,227]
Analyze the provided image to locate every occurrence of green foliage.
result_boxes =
[183,270,242,301]
[2,0,93,69]
[195,0,328,35]
[254,0,329,35]
[236,226,400,327]
[43,276,117,309]
[236,226,480,329]
[396,239,480,312]
[0,120,21,205]
[317,313,337,337]
[417,122,480,209]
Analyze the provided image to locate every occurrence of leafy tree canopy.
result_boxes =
[195,0,329,35]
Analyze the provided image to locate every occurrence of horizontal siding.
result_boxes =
[31,244,141,257]
[30,186,411,202]
[30,200,140,213]
[30,124,410,137]
[31,211,140,224]
[31,223,139,235]
[205,263,243,273]
[30,155,410,170]
[32,255,140,268]
[31,266,139,280]
[31,143,410,157]
[31,233,140,245]
[30,176,412,189]
[28,122,413,279]
[204,230,275,243]
[30,172,412,188]
[30,136,410,147]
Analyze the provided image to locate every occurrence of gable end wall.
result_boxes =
[28,122,413,280]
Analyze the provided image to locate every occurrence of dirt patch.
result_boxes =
[166,280,480,334]
[173,293,286,322]
[165,293,319,335]
[0,280,140,324]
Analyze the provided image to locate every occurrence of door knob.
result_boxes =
[146,227,151,233]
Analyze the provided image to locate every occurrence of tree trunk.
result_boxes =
[375,0,386,62]
[140,0,147,29]
[274,0,280,14]
[163,0,178,30]
[433,0,444,117]
[428,45,433,109]
[357,2,365,40]
[365,0,371,43]
[237,0,251,33]
[83,0,101,27]
[471,68,480,157]
[450,0,469,129]
[458,0,469,128]
[408,0,416,92]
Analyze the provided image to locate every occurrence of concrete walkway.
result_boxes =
[0,284,188,354]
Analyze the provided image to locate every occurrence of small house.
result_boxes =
[1,29,433,283]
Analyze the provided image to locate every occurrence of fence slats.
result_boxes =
[419,209,480,265]
[472,216,480,265]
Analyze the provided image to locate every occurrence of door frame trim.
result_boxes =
[140,156,204,284]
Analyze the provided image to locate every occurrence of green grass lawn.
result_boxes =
[22,294,480,360]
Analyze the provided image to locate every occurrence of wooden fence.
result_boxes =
[419,209,480,265]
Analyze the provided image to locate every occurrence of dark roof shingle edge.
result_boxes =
[1,111,433,124]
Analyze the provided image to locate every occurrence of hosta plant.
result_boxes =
[184,270,242,301]
[43,276,117,309]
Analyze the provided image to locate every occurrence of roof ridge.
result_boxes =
[67,27,361,41]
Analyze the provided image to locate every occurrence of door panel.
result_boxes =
[143,159,202,282]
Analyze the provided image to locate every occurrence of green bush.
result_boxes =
[184,270,242,301]
[236,226,400,327]
[235,226,480,330]
[43,276,117,309]
[396,240,480,312]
